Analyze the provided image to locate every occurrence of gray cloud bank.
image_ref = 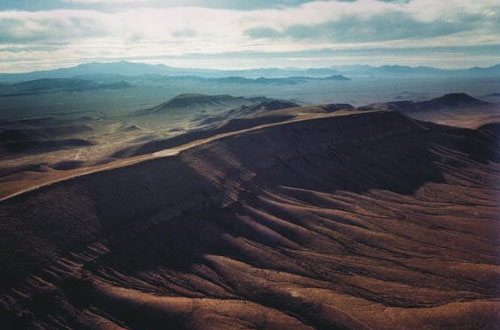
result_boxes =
[0,0,498,72]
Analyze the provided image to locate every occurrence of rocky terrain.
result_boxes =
[0,108,499,329]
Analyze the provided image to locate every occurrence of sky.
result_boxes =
[0,0,499,72]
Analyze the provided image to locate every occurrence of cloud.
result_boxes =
[60,0,315,10]
[0,10,110,43]
[63,0,145,2]
[171,29,197,38]
[2,1,499,46]
[243,0,500,43]
[0,0,499,71]
[245,12,475,43]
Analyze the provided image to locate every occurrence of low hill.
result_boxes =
[158,94,244,109]
[358,93,489,112]
[358,93,499,127]
[199,99,300,124]
[118,100,358,158]
[0,138,94,155]
[0,110,498,329]
[419,92,488,109]
[249,99,299,111]
[136,93,252,116]
[0,122,94,156]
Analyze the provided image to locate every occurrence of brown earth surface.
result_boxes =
[0,110,499,329]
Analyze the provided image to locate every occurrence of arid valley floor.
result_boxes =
[0,86,499,330]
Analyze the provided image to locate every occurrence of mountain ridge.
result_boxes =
[0,78,131,97]
[0,109,498,329]
[1,61,499,83]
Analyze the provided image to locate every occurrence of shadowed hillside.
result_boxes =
[0,123,94,156]
[196,99,300,126]
[0,111,499,329]
[135,94,252,116]
[358,93,489,112]
[358,93,499,128]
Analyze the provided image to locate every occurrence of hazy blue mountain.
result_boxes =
[1,61,498,84]
[326,64,500,78]
[467,64,500,75]
[0,73,352,98]
[323,75,351,81]
[212,75,350,85]
[0,78,131,97]
[336,65,449,78]
[304,68,342,76]
[0,61,213,83]
[374,65,446,75]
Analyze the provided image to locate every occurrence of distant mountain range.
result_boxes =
[209,75,350,85]
[0,74,351,97]
[0,61,498,83]
[0,78,131,97]
[336,64,500,78]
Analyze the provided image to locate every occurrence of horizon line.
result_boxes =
[1,60,500,75]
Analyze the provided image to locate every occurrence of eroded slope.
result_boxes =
[0,111,499,330]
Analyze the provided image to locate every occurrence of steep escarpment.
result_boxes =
[0,111,499,330]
